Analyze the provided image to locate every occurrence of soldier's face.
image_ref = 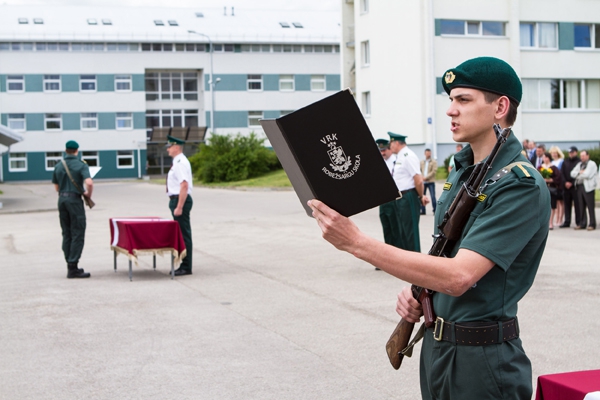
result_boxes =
[446,88,497,144]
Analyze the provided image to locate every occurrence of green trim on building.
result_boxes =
[559,22,575,50]
[97,74,114,92]
[435,19,442,36]
[133,112,146,129]
[263,74,279,91]
[436,77,445,94]
[295,75,311,91]
[132,74,145,91]
[326,74,341,91]
[25,74,43,92]
[62,75,80,92]
[0,114,7,125]
[263,110,280,119]
[214,111,248,128]
[234,44,242,53]
[0,74,6,92]
[26,114,45,131]
[98,112,116,130]
[63,113,80,130]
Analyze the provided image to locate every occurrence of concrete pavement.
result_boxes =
[0,181,599,399]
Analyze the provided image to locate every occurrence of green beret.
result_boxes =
[442,57,522,105]
[166,135,185,147]
[65,140,79,150]
[388,132,407,143]
[375,138,389,149]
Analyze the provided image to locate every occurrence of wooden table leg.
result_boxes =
[114,250,117,272]
[153,254,156,271]
[171,252,174,279]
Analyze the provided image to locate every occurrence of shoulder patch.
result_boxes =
[443,182,453,191]
[511,163,535,179]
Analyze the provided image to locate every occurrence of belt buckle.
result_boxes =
[433,316,445,341]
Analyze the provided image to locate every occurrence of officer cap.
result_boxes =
[375,138,389,149]
[442,57,522,105]
[388,132,407,143]
[166,135,186,147]
[65,140,79,150]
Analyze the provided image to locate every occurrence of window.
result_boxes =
[154,20,164,26]
[145,72,198,101]
[279,75,294,91]
[574,24,600,48]
[292,22,303,28]
[520,22,557,49]
[117,150,134,168]
[362,91,371,116]
[44,75,61,92]
[7,75,24,92]
[87,19,97,25]
[102,19,112,25]
[279,22,290,28]
[33,18,43,24]
[168,20,178,26]
[81,113,98,130]
[248,111,263,127]
[80,75,97,92]
[9,153,27,172]
[45,152,63,171]
[522,79,600,110]
[310,75,326,91]
[45,113,62,131]
[360,0,369,13]
[18,18,28,24]
[8,114,26,131]
[145,109,198,138]
[361,40,370,66]
[115,75,132,91]
[440,20,505,36]
[81,151,99,167]
[116,113,133,130]
[247,74,263,91]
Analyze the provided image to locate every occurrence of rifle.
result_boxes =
[385,124,512,370]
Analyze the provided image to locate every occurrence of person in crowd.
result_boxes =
[541,152,562,230]
[571,150,597,231]
[560,146,581,228]
[549,146,565,227]
[420,148,437,215]
[530,144,545,169]
[447,143,463,173]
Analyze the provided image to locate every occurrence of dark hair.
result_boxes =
[65,148,77,155]
[425,148,431,152]
[482,91,519,126]
[544,151,552,160]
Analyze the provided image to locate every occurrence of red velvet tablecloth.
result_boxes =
[109,217,186,264]
[536,370,600,400]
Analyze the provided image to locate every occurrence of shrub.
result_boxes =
[585,147,600,166]
[189,133,281,183]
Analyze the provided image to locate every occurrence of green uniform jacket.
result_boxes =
[52,155,91,192]
[433,133,551,322]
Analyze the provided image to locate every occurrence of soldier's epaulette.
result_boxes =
[508,162,536,179]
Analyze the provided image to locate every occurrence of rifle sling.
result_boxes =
[399,162,537,356]
[61,159,85,196]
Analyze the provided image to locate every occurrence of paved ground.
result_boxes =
[0,181,598,399]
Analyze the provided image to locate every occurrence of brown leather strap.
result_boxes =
[434,318,519,346]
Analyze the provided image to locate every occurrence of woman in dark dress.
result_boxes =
[541,152,561,230]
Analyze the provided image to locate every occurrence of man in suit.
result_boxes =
[420,148,437,215]
[529,144,545,169]
[560,146,581,228]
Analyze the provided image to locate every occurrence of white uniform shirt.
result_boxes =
[392,145,421,191]
[384,153,397,175]
[167,153,193,196]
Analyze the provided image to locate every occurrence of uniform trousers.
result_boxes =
[379,190,421,252]
[58,196,86,264]
[562,185,581,227]
[576,185,596,229]
[419,329,532,400]
[169,195,193,271]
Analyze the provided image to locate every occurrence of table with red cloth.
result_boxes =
[536,369,600,400]
[109,217,187,281]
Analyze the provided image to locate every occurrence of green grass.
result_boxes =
[149,169,292,189]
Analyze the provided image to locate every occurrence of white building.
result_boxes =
[342,0,600,163]
[0,4,341,181]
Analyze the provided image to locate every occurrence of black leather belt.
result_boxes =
[432,317,519,345]
[400,188,417,195]
[169,195,179,199]
[59,192,80,198]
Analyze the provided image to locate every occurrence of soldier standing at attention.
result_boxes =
[308,57,550,399]
[166,135,194,276]
[52,140,93,279]
[388,132,427,252]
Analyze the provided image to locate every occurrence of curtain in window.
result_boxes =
[520,23,534,47]
[521,79,539,109]
[563,80,581,108]
[586,80,600,109]
[537,79,557,109]
[538,23,557,48]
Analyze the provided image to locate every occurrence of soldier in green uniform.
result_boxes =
[308,57,550,399]
[52,140,93,279]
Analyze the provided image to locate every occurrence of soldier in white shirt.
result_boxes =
[387,132,427,252]
[375,139,400,269]
[166,135,194,275]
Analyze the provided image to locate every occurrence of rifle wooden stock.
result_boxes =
[83,195,95,209]
[385,318,415,370]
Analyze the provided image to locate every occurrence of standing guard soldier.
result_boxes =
[52,140,93,279]
[166,135,194,276]
[308,57,550,399]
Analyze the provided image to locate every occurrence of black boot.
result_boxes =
[67,262,90,279]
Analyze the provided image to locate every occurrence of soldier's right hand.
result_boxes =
[396,286,423,323]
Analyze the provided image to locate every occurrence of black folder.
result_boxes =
[260,89,400,217]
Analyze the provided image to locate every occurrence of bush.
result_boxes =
[584,147,600,166]
[189,133,281,183]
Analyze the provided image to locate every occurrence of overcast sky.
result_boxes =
[1,0,340,11]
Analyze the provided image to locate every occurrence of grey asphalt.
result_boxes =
[0,181,598,400]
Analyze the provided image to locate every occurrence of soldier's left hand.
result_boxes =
[308,199,363,253]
